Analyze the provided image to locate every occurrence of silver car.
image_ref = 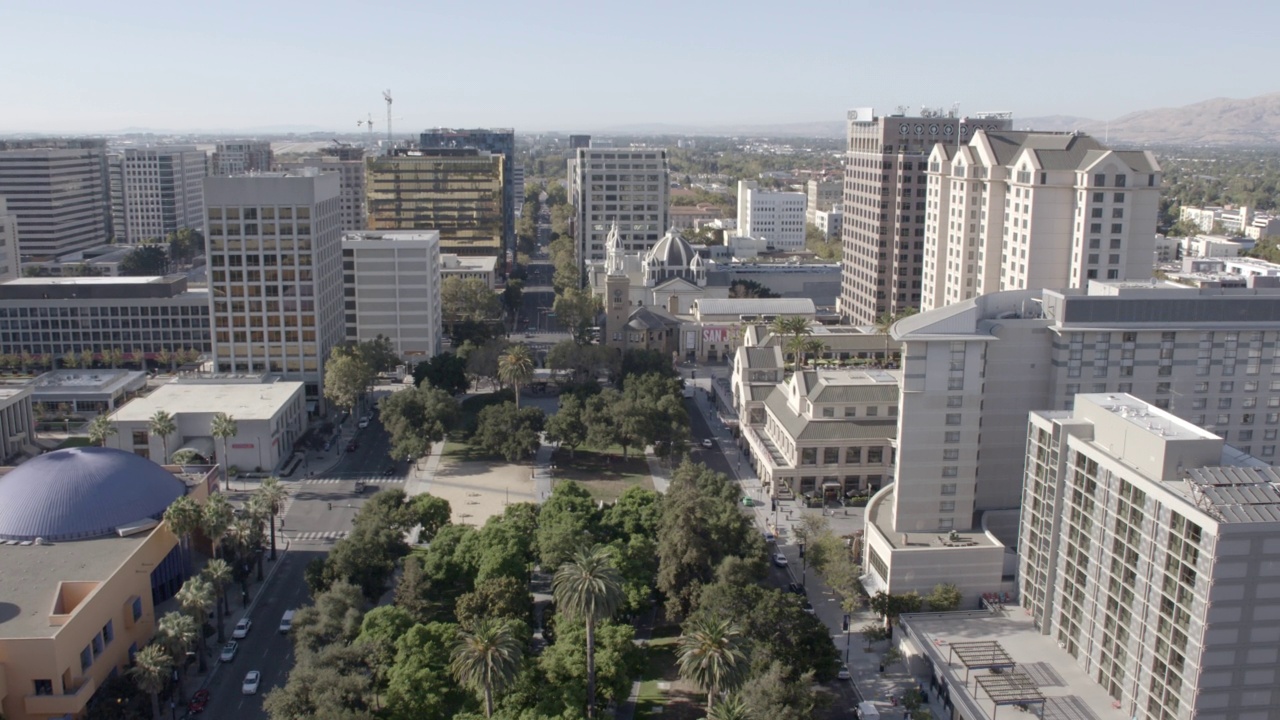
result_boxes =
[220,641,238,662]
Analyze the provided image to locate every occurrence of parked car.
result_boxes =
[787,581,805,595]
[763,531,776,543]
[346,440,358,452]
[242,670,261,695]
[701,438,714,448]
[232,618,252,639]
[358,415,371,429]
[383,465,395,476]
[773,553,788,567]
[837,665,851,680]
[353,480,367,493]
[279,610,295,633]
[220,641,238,662]
[188,689,210,715]
[802,601,815,615]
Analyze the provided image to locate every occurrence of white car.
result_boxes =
[773,553,789,567]
[701,438,714,448]
[242,670,261,695]
[837,665,851,680]
[357,415,371,429]
[232,618,252,639]
[220,641,238,662]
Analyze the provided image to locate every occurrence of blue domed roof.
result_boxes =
[0,447,187,542]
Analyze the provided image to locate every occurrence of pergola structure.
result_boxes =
[945,641,1046,719]
[948,641,1016,682]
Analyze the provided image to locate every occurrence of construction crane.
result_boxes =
[382,89,394,153]
[357,114,375,148]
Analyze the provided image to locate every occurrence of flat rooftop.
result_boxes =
[868,486,998,549]
[0,532,149,639]
[112,379,304,422]
[900,610,1124,720]
[31,369,148,396]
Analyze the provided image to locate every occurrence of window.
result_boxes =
[81,645,93,672]
[132,597,143,621]
[945,431,961,443]
[1195,382,1209,393]
[821,406,835,418]
[940,501,956,512]
[131,430,147,446]
[939,518,954,530]
[945,413,962,425]
[33,679,54,696]
[1221,381,1235,393]
[941,483,957,496]
[942,466,958,477]
[1219,398,1233,410]
[866,406,879,417]
[846,447,862,464]
[823,448,840,465]
[102,620,114,645]
[1157,382,1170,394]
[867,447,884,464]
[943,449,960,460]
[844,406,857,417]
[947,396,963,408]
[801,448,817,465]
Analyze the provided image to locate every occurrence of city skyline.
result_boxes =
[4,0,1277,134]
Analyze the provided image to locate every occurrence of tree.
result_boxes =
[60,349,77,369]
[382,621,469,720]
[544,394,589,457]
[104,347,124,369]
[552,544,624,719]
[290,580,367,657]
[163,494,202,575]
[739,661,822,720]
[926,582,963,612]
[175,575,214,673]
[728,279,779,299]
[869,591,923,628]
[255,476,287,560]
[379,385,458,463]
[473,402,544,461]
[324,345,376,413]
[410,493,453,542]
[547,339,615,383]
[128,644,171,720]
[553,287,602,344]
[450,619,524,717]
[155,611,199,699]
[677,615,749,712]
[536,482,599,569]
[171,448,200,466]
[860,623,889,650]
[355,605,416,704]
[211,412,238,487]
[497,344,535,409]
[88,414,116,446]
[442,276,502,327]
[356,335,401,374]
[119,244,169,276]
[148,410,177,463]
[202,493,234,560]
[501,279,524,331]
[202,557,233,642]
[882,646,903,671]
[708,693,753,720]
[414,352,470,395]
[455,576,533,632]
[693,581,839,681]
[619,349,677,382]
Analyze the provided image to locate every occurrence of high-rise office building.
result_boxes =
[108,146,207,243]
[1021,393,1280,719]
[737,180,806,249]
[365,149,505,258]
[568,135,592,150]
[279,147,367,232]
[806,177,842,225]
[921,130,1160,310]
[0,199,18,283]
[569,147,669,277]
[0,139,111,258]
[419,129,515,255]
[211,141,273,176]
[341,231,442,360]
[203,171,343,407]
[838,107,1012,325]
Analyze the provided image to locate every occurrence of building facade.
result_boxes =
[0,139,112,258]
[366,149,505,258]
[341,231,442,360]
[211,141,273,176]
[806,177,842,225]
[838,108,1013,325]
[813,206,842,241]
[737,180,806,249]
[440,253,498,289]
[0,198,19,283]
[419,129,516,254]
[108,145,207,243]
[279,147,367,232]
[921,130,1160,311]
[1021,393,1280,720]
[569,147,669,276]
[203,171,344,408]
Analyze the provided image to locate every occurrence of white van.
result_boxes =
[857,701,881,720]
[279,610,295,634]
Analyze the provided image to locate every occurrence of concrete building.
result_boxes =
[0,275,211,361]
[1153,233,1179,263]
[441,253,499,289]
[366,148,506,258]
[204,171,344,409]
[0,198,19,283]
[108,146,207,243]
[279,147,367,232]
[419,129,516,253]
[29,369,148,418]
[0,447,216,720]
[1180,233,1252,258]
[838,108,1013,325]
[569,147,669,275]
[813,205,842,241]
[341,231,442,360]
[109,375,306,470]
[0,139,112,258]
[1021,393,1280,719]
[922,130,1161,311]
[211,141,273,176]
[668,203,724,230]
[0,386,36,463]
[736,180,806,250]
[805,177,842,225]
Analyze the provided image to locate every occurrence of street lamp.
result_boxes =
[843,613,851,664]
[799,542,807,589]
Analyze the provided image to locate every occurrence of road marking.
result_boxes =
[300,477,406,485]
[291,530,351,541]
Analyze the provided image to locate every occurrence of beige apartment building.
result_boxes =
[0,139,112,257]
[569,147,669,276]
[279,146,367,232]
[341,231,442,360]
[805,177,842,225]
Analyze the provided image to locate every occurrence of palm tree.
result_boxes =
[201,493,234,560]
[202,558,233,641]
[552,544,623,719]
[676,615,749,712]
[707,694,752,720]
[176,575,214,673]
[450,619,524,717]
[497,344,535,410]
[149,410,177,464]
[155,611,199,698]
[254,476,287,560]
[163,494,203,576]
[211,412,238,489]
[874,309,916,366]
[232,510,264,582]
[87,414,116,447]
[128,644,171,720]
[801,338,826,368]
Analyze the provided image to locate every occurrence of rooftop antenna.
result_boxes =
[357,113,375,148]
[383,89,394,153]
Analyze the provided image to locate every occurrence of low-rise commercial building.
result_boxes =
[1180,233,1253,258]
[737,180,806,250]
[29,369,147,417]
[440,253,499,290]
[0,386,36,463]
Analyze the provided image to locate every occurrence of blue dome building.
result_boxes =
[0,446,187,542]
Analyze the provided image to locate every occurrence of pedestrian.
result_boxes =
[327,502,332,511]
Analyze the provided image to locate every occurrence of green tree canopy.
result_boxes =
[414,352,471,395]
[119,245,170,276]
[379,385,459,462]
[473,402,544,462]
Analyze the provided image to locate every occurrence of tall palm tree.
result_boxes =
[801,338,826,369]
[676,616,749,712]
[202,558,233,641]
[497,344,535,409]
[149,410,178,464]
[156,611,199,698]
[87,414,117,447]
[232,510,264,582]
[163,494,203,576]
[707,694,752,720]
[176,576,214,673]
[552,544,623,719]
[211,412,238,489]
[201,493,234,560]
[254,476,287,560]
[450,619,524,717]
[128,644,171,720]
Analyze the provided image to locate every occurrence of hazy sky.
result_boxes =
[4,0,1276,134]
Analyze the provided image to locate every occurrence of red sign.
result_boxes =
[231,443,255,449]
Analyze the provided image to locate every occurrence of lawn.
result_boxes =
[55,436,94,450]
[551,448,652,502]
[634,628,703,719]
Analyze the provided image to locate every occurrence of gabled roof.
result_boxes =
[695,297,815,316]
[627,306,681,331]
[763,388,898,442]
[652,277,703,293]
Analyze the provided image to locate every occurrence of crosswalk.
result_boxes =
[289,530,350,542]
[300,476,406,485]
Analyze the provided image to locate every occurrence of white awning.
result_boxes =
[172,436,216,463]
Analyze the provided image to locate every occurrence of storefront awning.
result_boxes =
[172,436,215,463]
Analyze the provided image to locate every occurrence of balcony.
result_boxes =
[25,675,95,716]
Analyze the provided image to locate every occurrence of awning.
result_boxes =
[172,436,216,463]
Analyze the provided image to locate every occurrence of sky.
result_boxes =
[3,0,1277,134]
